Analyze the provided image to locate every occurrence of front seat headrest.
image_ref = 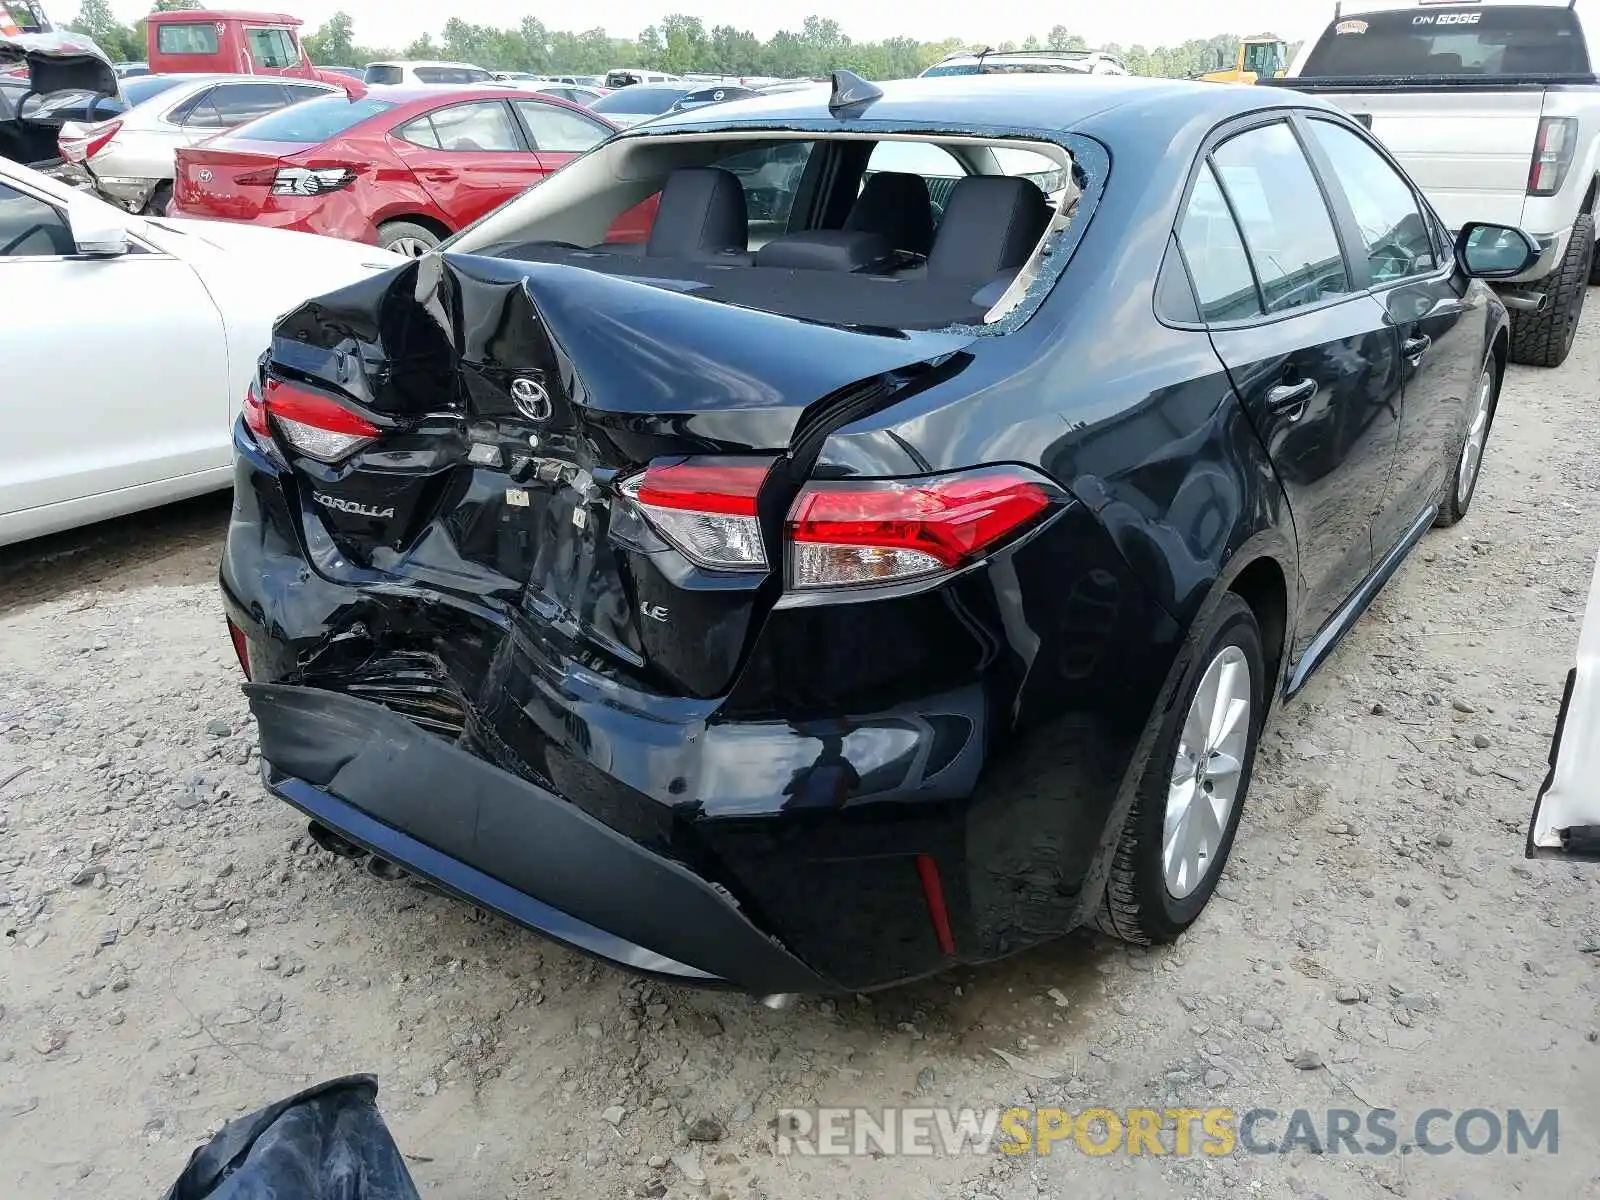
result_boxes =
[926,175,1051,284]
[845,171,935,256]
[646,167,749,259]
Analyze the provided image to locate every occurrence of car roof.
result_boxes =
[366,60,486,70]
[639,73,1327,137]
[155,9,300,21]
[361,83,533,104]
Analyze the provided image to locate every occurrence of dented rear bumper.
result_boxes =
[247,682,831,994]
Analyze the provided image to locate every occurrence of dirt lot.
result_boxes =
[3,315,1599,1200]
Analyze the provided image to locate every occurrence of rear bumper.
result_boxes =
[248,682,831,994]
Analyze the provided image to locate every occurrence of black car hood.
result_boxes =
[0,31,117,100]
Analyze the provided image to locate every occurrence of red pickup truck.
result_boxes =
[145,10,349,86]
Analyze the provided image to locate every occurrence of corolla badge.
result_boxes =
[510,376,553,422]
[313,492,394,519]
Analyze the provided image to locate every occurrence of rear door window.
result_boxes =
[246,27,300,70]
[155,23,218,55]
[720,141,816,237]
[1178,163,1262,322]
[281,83,330,104]
[422,101,523,152]
[1301,5,1590,77]
[1209,122,1351,314]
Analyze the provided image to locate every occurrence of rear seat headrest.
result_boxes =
[845,171,935,257]
[646,167,749,259]
[755,229,893,272]
[927,176,1051,285]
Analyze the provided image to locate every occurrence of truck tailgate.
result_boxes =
[1308,88,1539,230]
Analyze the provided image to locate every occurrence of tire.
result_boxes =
[377,220,441,257]
[1589,215,1600,286]
[1509,213,1592,368]
[144,182,171,217]
[1096,593,1264,945]
[1435,357,1499,528]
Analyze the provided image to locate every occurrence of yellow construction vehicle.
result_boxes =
[1196,35,1288,84]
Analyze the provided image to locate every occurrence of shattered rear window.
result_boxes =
[447,127,1106,338]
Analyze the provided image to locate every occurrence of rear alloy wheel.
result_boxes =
[1509,212,1591,368]
[1096,594,1264,944]
[378,220,442,258]
[1435,360,1498,527]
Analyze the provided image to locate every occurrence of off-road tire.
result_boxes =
[1510,213,1592,368]
[1095,594,1265,944]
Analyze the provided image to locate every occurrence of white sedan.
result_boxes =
[0,156,399,548]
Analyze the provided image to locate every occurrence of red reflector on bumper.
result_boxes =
[915,853,957,956]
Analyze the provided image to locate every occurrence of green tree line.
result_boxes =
[67,1,1278,80]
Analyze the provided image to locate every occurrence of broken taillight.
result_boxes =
[243,377,380,463]
[623,458,773,570]
[786,467,1052,590]
[58,118,120,163]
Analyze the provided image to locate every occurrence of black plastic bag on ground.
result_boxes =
[161,1074,420,1200]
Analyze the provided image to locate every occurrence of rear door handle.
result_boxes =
[1266,377,1317,419]
[1403,333,1432,361]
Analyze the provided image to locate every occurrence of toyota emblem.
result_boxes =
[196,168,212,183]
[509,376,552,422]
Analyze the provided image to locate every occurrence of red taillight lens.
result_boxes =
[60,118,121,162]
[242,378,270,440]
[1529,117,1577,196]
[786,467,1052,590]
[226,618,252,680]
[623,458,774,569]
[257,377,380,463]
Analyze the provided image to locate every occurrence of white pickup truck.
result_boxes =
[1267,0,1600,367]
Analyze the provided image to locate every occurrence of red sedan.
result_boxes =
[170,86,619,255]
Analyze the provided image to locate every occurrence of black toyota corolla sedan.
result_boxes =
[220,72,1539,994]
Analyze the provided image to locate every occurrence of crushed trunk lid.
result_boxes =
[265,252,971,699]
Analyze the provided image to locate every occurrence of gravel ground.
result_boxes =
[2,314,1598,1200]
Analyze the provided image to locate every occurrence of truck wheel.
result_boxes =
[1509,213,1592,368]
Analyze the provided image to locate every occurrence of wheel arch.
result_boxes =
[1227,554,1289,713]
[376,212,452,241]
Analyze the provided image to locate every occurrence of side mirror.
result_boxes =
[1455,221,1541,279]
[65,192,130,257]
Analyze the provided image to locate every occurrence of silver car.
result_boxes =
[57,73,337,214]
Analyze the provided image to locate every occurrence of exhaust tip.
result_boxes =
[758,993,796,1011]
[307,820,366,861]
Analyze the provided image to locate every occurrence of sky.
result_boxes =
[100,0,1337,51]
